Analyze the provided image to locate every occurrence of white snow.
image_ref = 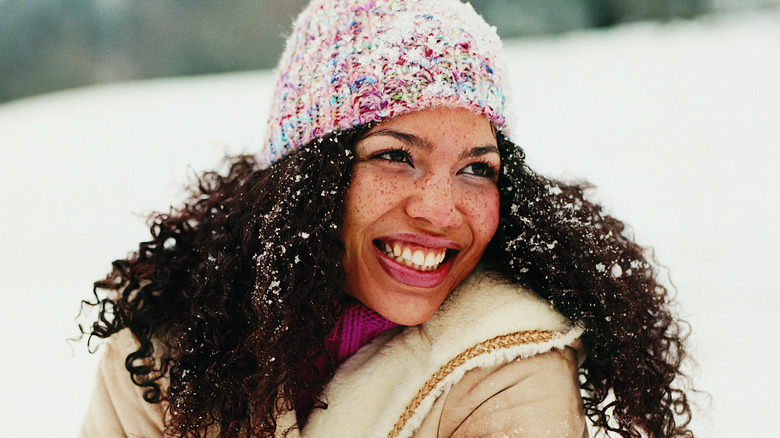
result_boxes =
[0,10,777,437]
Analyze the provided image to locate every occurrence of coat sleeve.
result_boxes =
[80,329,167,438]
[415,346,588,438]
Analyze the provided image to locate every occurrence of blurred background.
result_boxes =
[2,0,779,103]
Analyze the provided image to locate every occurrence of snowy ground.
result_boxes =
[1,10,777,437]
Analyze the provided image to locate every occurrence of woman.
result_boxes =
[79,0,694,437]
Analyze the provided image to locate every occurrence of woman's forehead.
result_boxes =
[364,108,495,139]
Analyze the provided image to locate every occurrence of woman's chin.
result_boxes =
[380,301,440,326]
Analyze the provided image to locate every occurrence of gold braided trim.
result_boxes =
[387,329,561,438]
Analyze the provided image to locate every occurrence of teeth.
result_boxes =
[380,241,448,272]
[424,252,437,267]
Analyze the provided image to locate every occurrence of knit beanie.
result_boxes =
[262,0,511,165]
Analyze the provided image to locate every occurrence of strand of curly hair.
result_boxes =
[79,129,693,437]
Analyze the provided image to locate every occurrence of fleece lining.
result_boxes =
[299,268,582,438]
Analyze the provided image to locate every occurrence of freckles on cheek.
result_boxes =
[347,170,399,219]
[474,191,501,233]
[358,172,398,202]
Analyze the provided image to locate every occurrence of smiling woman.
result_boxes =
[78,0,695,437]
[342,109,501,325]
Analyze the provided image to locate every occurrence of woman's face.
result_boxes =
[342,108,501,325]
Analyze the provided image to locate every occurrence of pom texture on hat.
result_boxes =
[263,0,510,164]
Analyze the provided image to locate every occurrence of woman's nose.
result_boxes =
[404,172,462,228]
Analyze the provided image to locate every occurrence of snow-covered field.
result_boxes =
[1,10,777,437]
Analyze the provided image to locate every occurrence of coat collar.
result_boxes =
[294,267,582,438]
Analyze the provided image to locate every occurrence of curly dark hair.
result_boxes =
[79,128,693,437]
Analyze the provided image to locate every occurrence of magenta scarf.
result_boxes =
[325,299,400,366]
[296,299,400,427]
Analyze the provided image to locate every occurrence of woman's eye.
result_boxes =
[373,149,412,165]
[460,162,498,179]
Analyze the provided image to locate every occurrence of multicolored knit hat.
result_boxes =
[262,0,511,165]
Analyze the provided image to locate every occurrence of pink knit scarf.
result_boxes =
[325,299,400,366]
[295,299,400,427]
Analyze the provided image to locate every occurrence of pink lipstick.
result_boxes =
[374,244,454,288]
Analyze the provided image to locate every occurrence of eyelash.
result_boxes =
[369,147,499,180]
[461,160,499,179]
[370,147,414,166]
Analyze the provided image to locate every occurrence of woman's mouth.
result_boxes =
[376,241,448,271]
[372,239,457,288]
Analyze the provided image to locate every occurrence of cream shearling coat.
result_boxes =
[81,269,588,437]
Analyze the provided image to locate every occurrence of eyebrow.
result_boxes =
[362,129,434,150]
[362,129,499,159]
[460,145,499,160]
